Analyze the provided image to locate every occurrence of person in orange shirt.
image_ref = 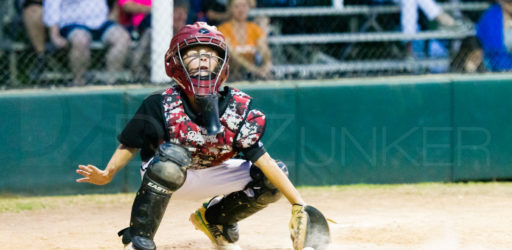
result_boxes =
[218,0,272,81]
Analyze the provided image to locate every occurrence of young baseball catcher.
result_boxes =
[76,22,329,250]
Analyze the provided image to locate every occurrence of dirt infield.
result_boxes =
[1,183,511,250]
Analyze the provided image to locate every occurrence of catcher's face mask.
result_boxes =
[165,22,229,96]
[165,22,229,135]
[180,46,224,95]
[181,46,224,135]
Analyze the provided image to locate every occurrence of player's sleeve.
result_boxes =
[117,94,167,150]
[235,109,267,162]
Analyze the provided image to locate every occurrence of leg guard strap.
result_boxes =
[118,229,156,250]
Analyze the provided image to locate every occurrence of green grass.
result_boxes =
[299,181,512,190]
[0,198,49,213]
[297,182,512,198]
[1,182,511,213]
[0,193,134,213]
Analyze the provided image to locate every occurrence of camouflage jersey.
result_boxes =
[161,86,266,169]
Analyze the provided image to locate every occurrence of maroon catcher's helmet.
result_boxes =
[165,22,229,96]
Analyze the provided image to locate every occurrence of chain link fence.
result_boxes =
[0,0,498,88]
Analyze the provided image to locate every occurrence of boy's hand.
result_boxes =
[76,164,112,185]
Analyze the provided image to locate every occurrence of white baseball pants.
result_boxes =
[141,159,253,200]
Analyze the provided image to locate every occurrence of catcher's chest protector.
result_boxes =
[162,86,261,169]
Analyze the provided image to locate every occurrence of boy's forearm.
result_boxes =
[105,144,139,179]
[254,153,305,205]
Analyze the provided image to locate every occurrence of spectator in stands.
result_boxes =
[118,0,189,81]
[202,0,229,26]
[450,36,485,73]
[18,0,46,82]
[107,0,120,20]
[173,0,189,33]
[399,0,458,58]
[188,0,207,24]
[203,0,256,26]
[400,0,457,35]
[476,1,512,72]
[43,0,131,86]
[119,0,151,33]
[118,0,152,80]
[218,0,272,81]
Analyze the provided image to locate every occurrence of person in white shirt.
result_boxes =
[43,0,131,86]
[399,0,457,37]
[398,0,458,60]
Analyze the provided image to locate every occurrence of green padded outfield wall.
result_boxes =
[0,89,127,195]
[0,74,511,195]
[452,75,512,180]
[294,78,453,185]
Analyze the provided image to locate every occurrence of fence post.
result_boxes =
[151,0,173,83]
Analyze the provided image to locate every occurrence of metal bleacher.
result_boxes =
[266,30,475,44]
[0,1,491,86]
[0,0,134,86]
[249,1,490,78]
[249,2,489,17]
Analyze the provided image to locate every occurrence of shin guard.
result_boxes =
[129,173,174,239]
[121,143,190,246]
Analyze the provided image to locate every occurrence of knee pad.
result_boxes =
[205,160,289,225]
[145,142,191,191]
[145,160,186,192]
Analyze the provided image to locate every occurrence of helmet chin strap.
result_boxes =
[194,94,222,135]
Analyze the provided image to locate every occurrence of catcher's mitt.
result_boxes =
[289,204,330,250]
